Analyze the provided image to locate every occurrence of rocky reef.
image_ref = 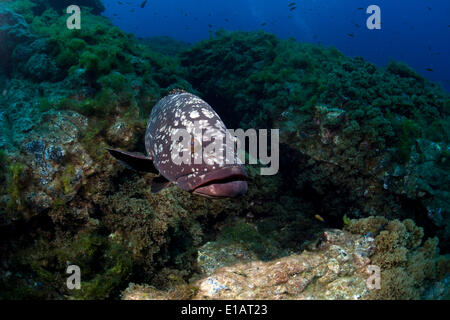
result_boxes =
[122,218,448,300]
[180,30,450,250]
[0,1,449,300]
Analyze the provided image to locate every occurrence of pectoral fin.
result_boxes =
[151,175,172,194]
[106,148,158,173]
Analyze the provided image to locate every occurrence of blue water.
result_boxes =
[102,0,450,91]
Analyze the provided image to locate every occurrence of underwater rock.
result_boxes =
[12,39,48,66]
[344,216,449,299]
[0,110,11,150]
[0,6,35,72]
[139,36,191,57]
[121,283,169,300]
[0,8,58,80]
[423,274,450,300]
[23,110,93,208]
[192,229,374,299]
[122,217,448,300]
[121,229,376,300]
[106,119,139,148]
[24,53,59,81]
[0,109,94,222]
[197,241,258,276]
[382,139,450,234]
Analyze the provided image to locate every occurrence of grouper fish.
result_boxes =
[107,89,248,198]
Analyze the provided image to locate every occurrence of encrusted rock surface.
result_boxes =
[197,241,258,276]
[121,283,169,300]
[22,110,94,211]
[122,229,377,300]
[193,229,375,299]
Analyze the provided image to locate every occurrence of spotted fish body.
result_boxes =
[107,90,248,198]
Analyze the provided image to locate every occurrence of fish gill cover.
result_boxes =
[0,0,448,300]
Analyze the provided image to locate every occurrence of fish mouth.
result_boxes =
[192,166,248,198]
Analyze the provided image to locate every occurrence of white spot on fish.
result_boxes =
[202,109,215,118]
[190,110,200,119]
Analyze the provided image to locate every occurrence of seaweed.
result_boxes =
[396,119,422,163]
[6,162,27,210]
[345,216,448,299]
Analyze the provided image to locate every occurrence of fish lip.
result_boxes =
[193,179,248,198]
[176,164,248,192]
[190,165,248,198]
[192,165,247,190]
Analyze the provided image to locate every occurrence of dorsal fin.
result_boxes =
[106,148,158,173]
[151,175,172,194]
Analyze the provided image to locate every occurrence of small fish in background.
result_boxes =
[427,6,432,11]
[107,90,248,198]
[289,6,297,11]
[224,18,229,22]
[426,68,434,72]
[261,22,267,26]
[288,2,296,7]
[357,7,363,10]
[347,33,355,38]
[140,0,148,9]
[315,214,325,223]
[355,23,361,28]
[208,24,213,28]
[118,1,123,4]
[130,8,135,12]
